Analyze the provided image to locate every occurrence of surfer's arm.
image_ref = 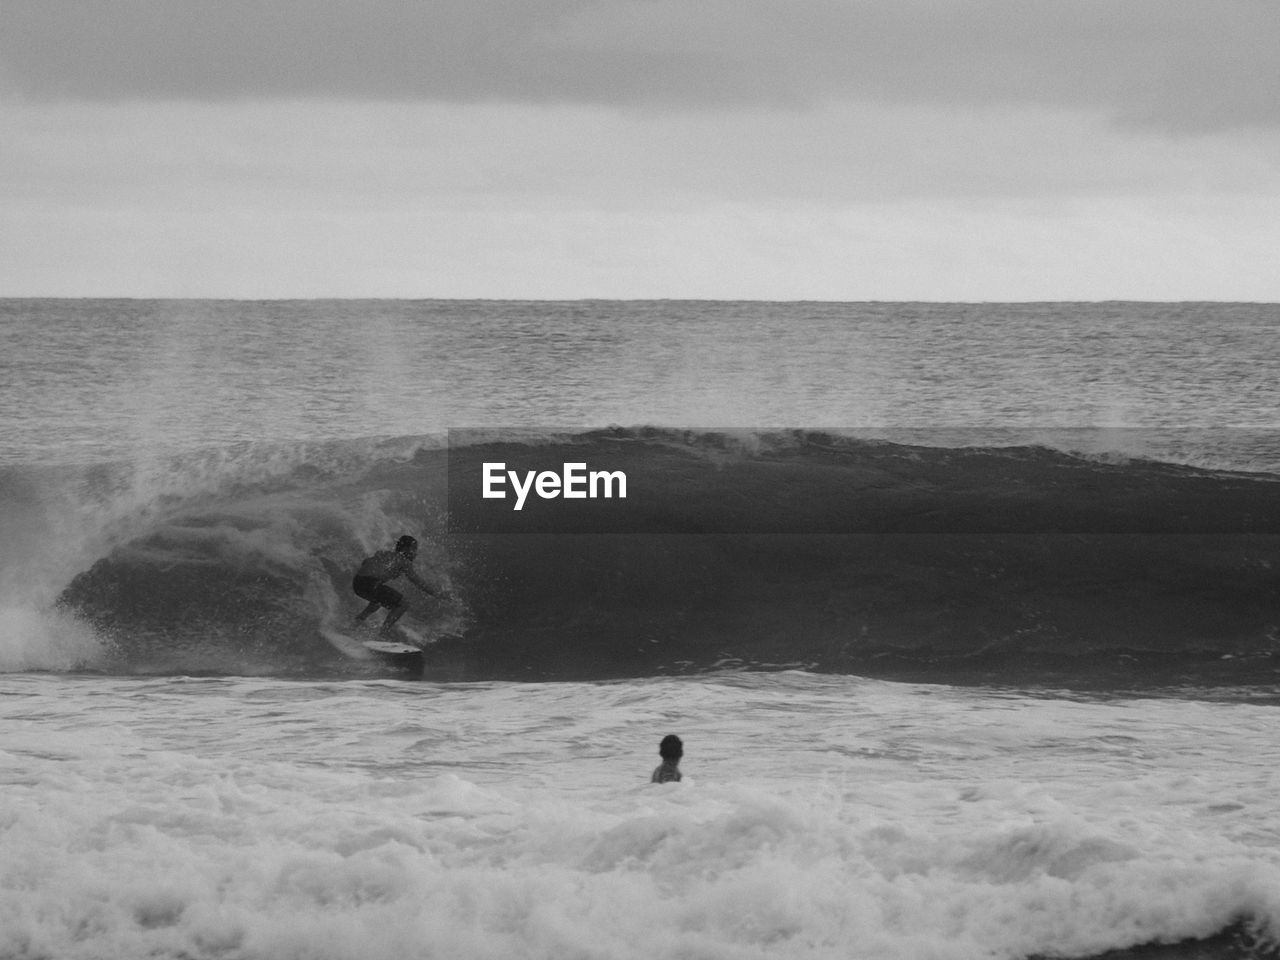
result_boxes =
[405,565,434,594]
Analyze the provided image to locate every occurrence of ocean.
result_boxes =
[2,299,1280,959]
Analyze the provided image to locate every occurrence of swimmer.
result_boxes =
[651,734,683,783]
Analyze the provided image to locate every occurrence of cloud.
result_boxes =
[2,0,1278,132]
[5,99,1280,299]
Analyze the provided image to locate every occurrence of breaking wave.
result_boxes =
[4,428,1279,686]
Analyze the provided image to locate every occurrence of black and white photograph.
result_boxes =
[2,2,1280,958]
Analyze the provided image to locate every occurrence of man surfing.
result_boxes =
[352,535,439,638]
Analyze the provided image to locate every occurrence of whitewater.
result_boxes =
[3,299,1280,960]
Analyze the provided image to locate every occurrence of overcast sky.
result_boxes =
[2,0,1278,299]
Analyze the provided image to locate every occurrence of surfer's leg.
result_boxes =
[380,602,409,635]
[353,577,402,626]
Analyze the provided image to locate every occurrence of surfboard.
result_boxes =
[319,625,424,671]
[361,638,426,670]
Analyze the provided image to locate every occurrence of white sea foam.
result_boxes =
[3,673,1280,959]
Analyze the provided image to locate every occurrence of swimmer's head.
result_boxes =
[659,734,683,760]
[395,535,419,557]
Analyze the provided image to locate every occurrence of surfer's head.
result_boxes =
[659,734,683,760]
[395,535,419,558]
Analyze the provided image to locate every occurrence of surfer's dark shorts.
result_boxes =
[352,576,402,609]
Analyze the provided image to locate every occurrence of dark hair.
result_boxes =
[395,535,418,553]
[659,734,683,760]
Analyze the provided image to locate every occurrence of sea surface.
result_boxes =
[2,299,1280,959]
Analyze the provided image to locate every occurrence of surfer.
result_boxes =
[651,734,683,783]
[352,535,439,637]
